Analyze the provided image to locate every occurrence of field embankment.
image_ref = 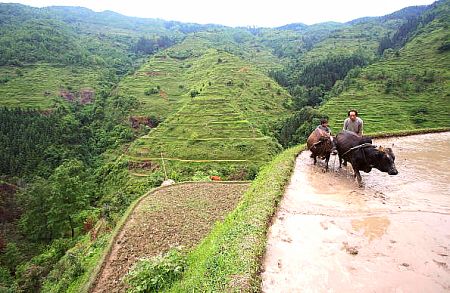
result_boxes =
[165,144,305,292]
[88,182,249,293]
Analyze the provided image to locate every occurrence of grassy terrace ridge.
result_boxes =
[122,42,292,178]
[0,64,105,108]
[321,10,450,134]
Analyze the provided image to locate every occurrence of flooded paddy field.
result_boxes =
[262,132,450,292]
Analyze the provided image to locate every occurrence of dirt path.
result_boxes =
[90,182,249,293]
[262,132,450,292]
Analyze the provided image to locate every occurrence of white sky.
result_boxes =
[3,0,437,27]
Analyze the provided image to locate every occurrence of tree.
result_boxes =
[0,243,23,273]
[133,37,157,54]
[273,107,326,147]
[47,160,92,238]
[19,178,53,240]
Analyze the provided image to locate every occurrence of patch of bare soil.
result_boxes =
[127,161,159,172]
[90,182,249,293]
[238,66,249,73]
[129,116,158,129]
[59,88,94,104]
[159,90,168,101]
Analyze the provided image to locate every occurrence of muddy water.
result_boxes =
[262,132,450,292]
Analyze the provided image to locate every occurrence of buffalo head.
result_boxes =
[375,146,398,175]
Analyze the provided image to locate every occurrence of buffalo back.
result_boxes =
[307,128,332,157]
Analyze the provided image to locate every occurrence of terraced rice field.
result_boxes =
[0,64,104,108]
[322,19,450,134]
[120,44,291,178]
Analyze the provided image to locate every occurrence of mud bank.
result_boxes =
[262,132,450,292]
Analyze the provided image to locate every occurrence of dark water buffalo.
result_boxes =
[335,130,398,185]
[307,128,334,170]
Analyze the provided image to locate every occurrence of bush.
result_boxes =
[144,88,159,95]
[14,239,74,292]
[422,70,435,83]
[0,266,13,290]
[125,248,187,293]
[192,171,210,182]
[41,250,84,292]
[0,243,23,273]
[411,106,429,124]
[0,76,11,84]
[437,40,450,52]
[190,90,199,98]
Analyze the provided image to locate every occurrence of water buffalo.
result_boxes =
[307,128,334,170]
[335,130,398,185]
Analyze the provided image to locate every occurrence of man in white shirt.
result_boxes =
[343,110,363,136]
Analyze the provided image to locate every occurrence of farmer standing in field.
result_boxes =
[343,109,363,136]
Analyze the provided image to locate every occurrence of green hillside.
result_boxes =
[0,3,201,109]
[321,1,450,134]
[121,44,291,178]
[1,1,449,292]
[0,65,108,108]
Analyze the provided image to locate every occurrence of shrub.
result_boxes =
[422,70,435,83]
[144,88,159,96]
[437,40,450,52]
[190,90,199,98]
[41,250,84,292]
[0,266,13,290]
[125,248,187,293]
[14,239,73,292]
[192,171,210,182]
[0,243,23,272]
[411,106,429,124]
[0,76,11,84]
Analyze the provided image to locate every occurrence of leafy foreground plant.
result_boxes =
[125,248,187,293]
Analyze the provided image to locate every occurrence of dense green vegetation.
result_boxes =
[0,94,160,292]
[0,1,449,292]
[322,0,450,134]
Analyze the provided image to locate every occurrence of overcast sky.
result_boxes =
[3,0,437,27]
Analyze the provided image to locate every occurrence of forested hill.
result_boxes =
[1,1,449,292]
[0,3,221,67]
[321,0,450,134]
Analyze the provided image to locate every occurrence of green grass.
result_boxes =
[116,55,190,119]
[0,64,105,108]
[166,144,305,292]
[321,14,450,134]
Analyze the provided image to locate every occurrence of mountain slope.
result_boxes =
[0,3,182,108]
[321,0,450,134]
[121,42,291,178]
